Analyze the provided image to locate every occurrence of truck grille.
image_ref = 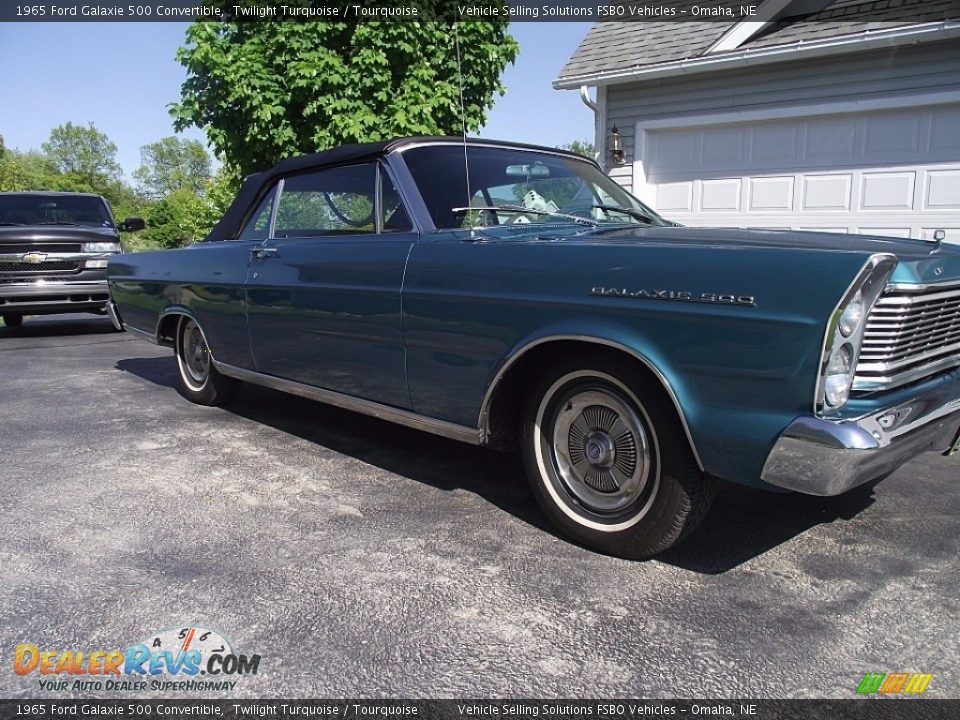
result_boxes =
[854,282,960,392]
[0,260,81,273]
[0,243,83,254]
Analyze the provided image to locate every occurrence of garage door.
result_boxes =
[642,103,960,242]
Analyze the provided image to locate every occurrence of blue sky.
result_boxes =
[0,22,594,178]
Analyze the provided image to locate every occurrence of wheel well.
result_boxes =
[156,313,184,347]
[484,340,689,455]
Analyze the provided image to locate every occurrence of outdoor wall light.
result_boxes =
[609,126,625,165]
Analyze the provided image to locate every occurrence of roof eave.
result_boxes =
[552,21,960,90]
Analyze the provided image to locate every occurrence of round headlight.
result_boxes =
[824,343,854,407]
[839,292,864,337]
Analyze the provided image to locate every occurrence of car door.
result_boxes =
[245,161,416,408]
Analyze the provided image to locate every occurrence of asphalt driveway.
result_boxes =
[1,314,958,699]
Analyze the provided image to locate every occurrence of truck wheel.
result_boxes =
[522,356,716,559]
[1,314,23,328]
[174,316,240,406]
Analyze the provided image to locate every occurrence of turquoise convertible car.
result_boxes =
[107,137,960,558]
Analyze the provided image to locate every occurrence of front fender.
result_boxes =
[478,323,704,469]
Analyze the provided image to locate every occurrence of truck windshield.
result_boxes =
[400,144,671,231]
[0,194,113,228]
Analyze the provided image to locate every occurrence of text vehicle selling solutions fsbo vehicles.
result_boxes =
[107,138,960,558]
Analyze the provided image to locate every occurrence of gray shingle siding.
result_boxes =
[558,22,728,77]
[746,0,960,48]
[555,0,960,85]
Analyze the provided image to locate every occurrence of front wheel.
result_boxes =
[2,314,23,328]
[174,316,241,406]
[522,356,716,559]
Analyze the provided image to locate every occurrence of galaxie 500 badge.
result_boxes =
[13,626,261,692]
[590,286,756,306]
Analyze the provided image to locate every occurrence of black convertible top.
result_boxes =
[205,136,591,241]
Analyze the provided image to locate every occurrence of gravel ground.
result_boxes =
[1,314,958,699]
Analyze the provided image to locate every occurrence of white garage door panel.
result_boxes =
[641,103,960,242]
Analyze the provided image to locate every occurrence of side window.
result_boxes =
[238,189,275,241]
[274,164,376,237]
[381,170,412,232]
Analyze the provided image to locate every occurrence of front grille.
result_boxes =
[0,261,81,273]
[0,243,83,254]
[854,282,960,392]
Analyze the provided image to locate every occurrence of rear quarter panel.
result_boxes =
[107,242,255,368]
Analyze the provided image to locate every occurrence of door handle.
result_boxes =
[250,246,278,259]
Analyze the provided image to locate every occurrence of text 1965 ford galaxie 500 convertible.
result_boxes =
[107,137,960,558]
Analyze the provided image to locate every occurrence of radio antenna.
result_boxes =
[453,23,473,216]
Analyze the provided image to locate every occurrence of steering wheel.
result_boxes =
[323,192,374,228]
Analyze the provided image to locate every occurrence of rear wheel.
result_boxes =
[1,314,23,328]
[174,316,240,406]
[522,355,716,559]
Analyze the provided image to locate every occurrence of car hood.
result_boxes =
[467,224,960,287]
[0,225,119,244]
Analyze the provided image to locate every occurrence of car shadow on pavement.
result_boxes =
[657,478,878,574]
[116,354,880,574]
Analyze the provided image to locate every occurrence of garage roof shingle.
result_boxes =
[555,0,960,86]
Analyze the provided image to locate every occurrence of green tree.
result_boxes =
[135,167,240,250]
[41,122,122,187]
[171,12,518,175]
[134,136,212,198]
[0,149,63,192]
[561,140,595,158]
[140,189,209,249]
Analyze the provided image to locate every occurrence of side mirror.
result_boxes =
[119,217,145,232]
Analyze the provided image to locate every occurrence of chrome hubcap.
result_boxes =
[182,319,209,385]
[584,431,616,468]
[552,388,651,514]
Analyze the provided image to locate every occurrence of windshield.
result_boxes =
[0,194,114,228]
[400,144,671,230]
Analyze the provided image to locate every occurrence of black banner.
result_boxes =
[2,0,958,23]
[0,700,959,720]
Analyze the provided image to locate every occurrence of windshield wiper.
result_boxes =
[452,205,598,227]
[0,222,26,226]
[591,204,657,224]
[37,221,85,227]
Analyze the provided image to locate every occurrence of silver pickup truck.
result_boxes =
[0,191,143,327]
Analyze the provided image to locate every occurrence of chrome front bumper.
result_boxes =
[761,372,960,496]
[0,278,110,314]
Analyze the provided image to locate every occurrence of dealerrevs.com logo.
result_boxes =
[14,626,262,692]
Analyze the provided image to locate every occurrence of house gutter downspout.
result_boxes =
[579,85,603,164]
[579,84,597,111]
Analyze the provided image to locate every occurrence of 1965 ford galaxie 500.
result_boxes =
[107,137,960,558]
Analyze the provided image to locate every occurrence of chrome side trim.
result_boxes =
[212,360,484,446]
[477,334,705,470]
[125,324,158,344]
